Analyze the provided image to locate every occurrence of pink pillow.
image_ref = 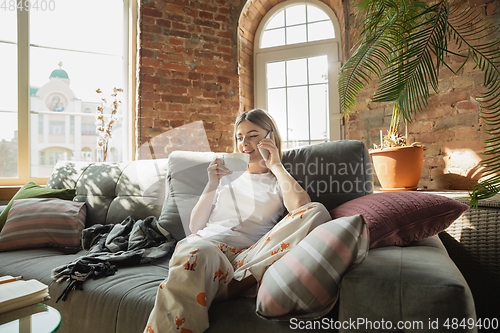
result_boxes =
[330,192,469,249]
[256,215,369,320]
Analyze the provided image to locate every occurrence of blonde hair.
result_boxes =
[233,109,283,160]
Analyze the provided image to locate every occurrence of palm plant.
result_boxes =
[339,0,500,207]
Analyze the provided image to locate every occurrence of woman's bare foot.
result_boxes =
[227,275,257,300]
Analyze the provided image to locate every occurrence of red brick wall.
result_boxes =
[344,0,499,190]
[137,0,244,158]
[137,0,347,158]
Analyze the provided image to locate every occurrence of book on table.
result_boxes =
[0,276,50,314]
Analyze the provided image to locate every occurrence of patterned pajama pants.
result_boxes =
[144,202,331,333]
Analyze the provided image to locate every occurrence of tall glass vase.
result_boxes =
[97,145,104,162]
[97,140,109,162]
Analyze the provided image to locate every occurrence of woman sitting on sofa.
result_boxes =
[144,109,331,333]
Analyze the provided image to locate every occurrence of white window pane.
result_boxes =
[309,84,329,140]
[0,43,17,112]
[30,0,123,55]
[0,10,16,43]
[308,55,328,84]
[261,29,285,48]
[267,61,286,89]
[287,86,309,141]
[308,21,335,42]
[286,4,306,26]
[267,88,287,141]
[266,10,285,30]
[307,5,330,23]
[0,112,18,178]
[0,112,18,142]
[0,12,17,178]
[286,58,308,87]
[286,25,307,45]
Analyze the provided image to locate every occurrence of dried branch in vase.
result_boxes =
[96,87,123,162]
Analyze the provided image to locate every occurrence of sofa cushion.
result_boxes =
[0,182,76,231]
[158,151,223,241]
[281,140,373,211]
[330,191,469,248]
[339,235,476,332]
[46,159,169,227]
[256,215,369,320]
[0,198,86,252]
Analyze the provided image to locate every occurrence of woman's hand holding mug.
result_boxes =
[207,158,232,187]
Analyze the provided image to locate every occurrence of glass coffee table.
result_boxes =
[0,303,61,333]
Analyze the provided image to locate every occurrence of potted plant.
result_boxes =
[339,0,500,202]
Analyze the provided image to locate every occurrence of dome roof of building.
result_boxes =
[49,61,69,80]
[50,68,69,79]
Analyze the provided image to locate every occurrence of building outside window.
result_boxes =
[48,121,65,136]
[81,147,92,162]
[48,150,68,166]
[254,0,342,149]
[82,123,97,136]
[0,0,133,184]
[39,151,46,166]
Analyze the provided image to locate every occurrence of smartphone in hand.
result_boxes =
[259,131,271,160]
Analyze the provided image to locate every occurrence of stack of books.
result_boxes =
[0,276,50,314]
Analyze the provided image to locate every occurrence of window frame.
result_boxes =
[254,0,343,146]
[0,1,137,187]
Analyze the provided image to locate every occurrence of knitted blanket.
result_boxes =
[52,215,175,302]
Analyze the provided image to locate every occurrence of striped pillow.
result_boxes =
[256,215,369,320]
[0,198,86,252]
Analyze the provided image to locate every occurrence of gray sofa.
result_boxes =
[0,140,476,333]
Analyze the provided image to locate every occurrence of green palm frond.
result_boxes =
[340,0,435,117]
[339,0,500,207]
[470,181,500,209]
[339,0,401,114]
[373,1,450,121]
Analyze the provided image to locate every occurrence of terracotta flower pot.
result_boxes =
[369,145,424,191]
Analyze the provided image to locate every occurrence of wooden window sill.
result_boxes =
[0,185,47,202]
[0,186,23,202]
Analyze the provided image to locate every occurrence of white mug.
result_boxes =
[223,153,249,172]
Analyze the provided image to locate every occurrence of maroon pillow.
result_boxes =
[330,192,469,249]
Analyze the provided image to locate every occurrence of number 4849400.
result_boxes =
[444,318,498,330]
[1,0,56,11]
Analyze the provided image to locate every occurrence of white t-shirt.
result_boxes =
[196,171,285,249]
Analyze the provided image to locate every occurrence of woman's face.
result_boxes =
[235,120,269,162]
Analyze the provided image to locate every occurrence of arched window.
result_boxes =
[255,0,342,149]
